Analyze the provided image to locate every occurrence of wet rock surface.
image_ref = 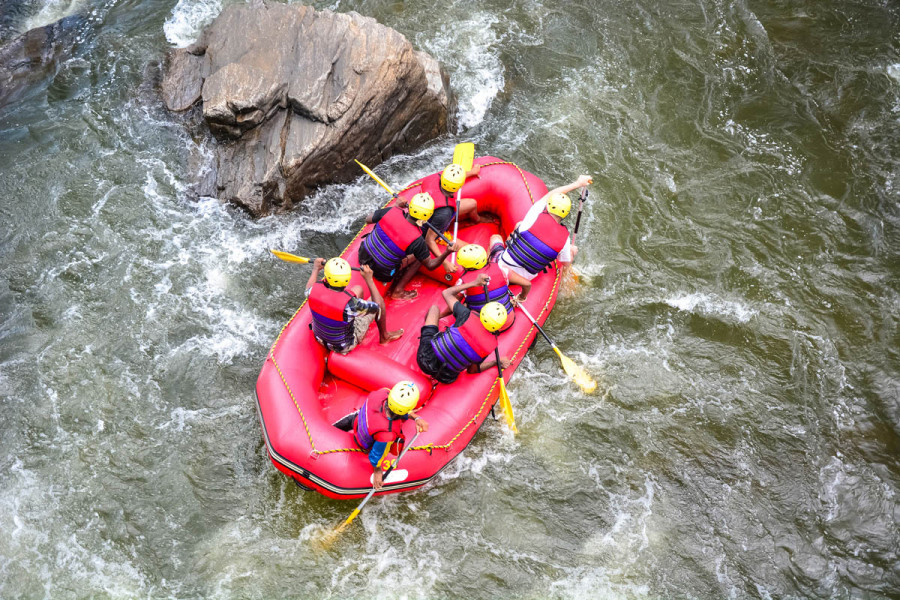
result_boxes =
[160,0,454,216]
[0,14,84,111]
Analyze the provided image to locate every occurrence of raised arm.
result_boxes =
[539,174,593,203]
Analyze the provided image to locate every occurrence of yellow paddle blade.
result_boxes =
[452,142,475,170]
[558,264,579,297]
[314,507,360,550]
[340,508,361,531]
[554,348,597,394]
[355,160,395,196]
[270,249,310,264]
[497,377,518,433]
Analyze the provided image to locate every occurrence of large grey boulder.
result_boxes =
[161,0,454,216]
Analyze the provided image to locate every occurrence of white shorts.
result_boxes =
[497,250,538,282]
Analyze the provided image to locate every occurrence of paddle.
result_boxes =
[481,283,517,433]
[517,304,596,394]
[573,187,588,243]
[354,159,398,198]
[270,249,360,270]
[452,142,475,171]
[450,143,475,266]
[355,160,455,246]
[270,249,311,264]
[318,431,421,546]
[570,187,588,281]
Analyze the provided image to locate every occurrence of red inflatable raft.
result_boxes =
[255,158,563,499]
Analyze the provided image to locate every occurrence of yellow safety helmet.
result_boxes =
[408,192,435,221]
[440,164,466,194]
[323,257,352,288]
[387,380,419,415]
[479,301,508,332]
[546,192,572,218]
[457,244,487,270]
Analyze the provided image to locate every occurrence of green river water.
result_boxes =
[1,0,898,597]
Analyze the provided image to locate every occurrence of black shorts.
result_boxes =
[416,325,460,384]
[423,206,456,236]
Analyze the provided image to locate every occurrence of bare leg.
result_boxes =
[459,198,494,224]
[367,281,403,344]
[375,301,404,344]
[424,305,441,327]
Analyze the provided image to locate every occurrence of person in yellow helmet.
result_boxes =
[306,258,403,353]
[333,380,429,489]
[415,273,511,384]
[359,192,461,299]
[448,243,533,323]
[495,174,593,281]
[396,162,492,280]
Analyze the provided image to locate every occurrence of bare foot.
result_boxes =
[390,289,418,300]
[380,329,404,344]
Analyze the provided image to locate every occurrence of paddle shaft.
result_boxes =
[355,159,396,196]
[423,221,454,246]
[573,187,588,239]
[356,158,457,249]
[342,431,421,525]
[482,284,517,432]
[451,191,461,266]
[450,143,474,266]
[518,304,557,349]
[485,284,505,380]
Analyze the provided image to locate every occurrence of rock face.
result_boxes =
[0,15,84,111]
[160,0,454,216]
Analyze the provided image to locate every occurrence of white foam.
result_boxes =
[433,445,517,485]
[164,0,223,48]
[417,12,504,130]
[156,405,243,433]
[22,0,85,31]
[132,163,285,366]
[888,63,900,84]
[549,566,651,599]
[664,292,757,323]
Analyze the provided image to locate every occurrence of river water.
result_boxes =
[1,0,898,597]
